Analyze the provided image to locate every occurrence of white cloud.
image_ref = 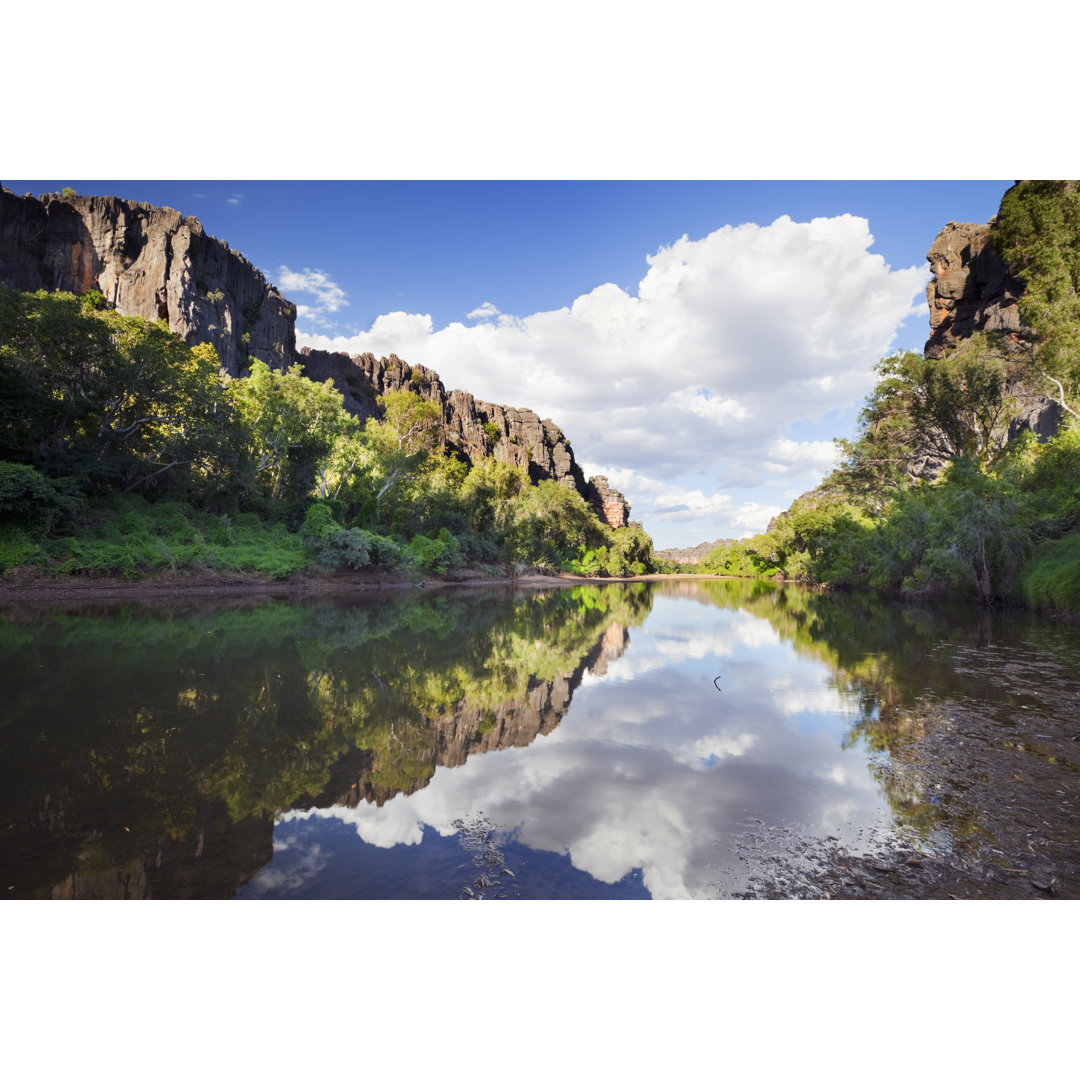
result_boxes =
[279,265,350,326]
[296,214,928,545]
[729,501,783,533]
[226,192,246,206]
[667,386,751,424]
[764,438,841,476]
[467,301,501,320]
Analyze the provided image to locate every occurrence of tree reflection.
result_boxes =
[0,584,652,898]
[655,578,1058,837]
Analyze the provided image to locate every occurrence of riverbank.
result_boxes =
[0,565,700,605]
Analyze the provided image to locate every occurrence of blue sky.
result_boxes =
[7,179,1011,547]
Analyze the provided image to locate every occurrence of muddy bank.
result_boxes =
[0,565,656,606]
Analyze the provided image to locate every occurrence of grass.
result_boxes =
[5,494,312,580]
[1016,532,1080,612]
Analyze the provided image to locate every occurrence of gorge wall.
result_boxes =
[924,213,1061,440]
[0,185,629,520]
[0,187,296,375]
[923,219,1023,360]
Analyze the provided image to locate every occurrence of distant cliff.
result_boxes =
[0,185,629,519]
[299,345,628,506]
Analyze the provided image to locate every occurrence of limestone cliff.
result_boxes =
[0,185,629,518]
[299,345,594,493]
[923,216,1061,440]
[924,220,1023,359]
[0,186,295,376]
[586,475,631,529]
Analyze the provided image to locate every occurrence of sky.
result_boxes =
[6,178,1011,548]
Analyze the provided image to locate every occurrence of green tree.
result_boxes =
[351,389,443,523]
[869,458,1028,602]
[504,479,608,568]
[828,343,1029,515]
[0,287,234,497]
[992,180,1080,418]
[225,360,357,503]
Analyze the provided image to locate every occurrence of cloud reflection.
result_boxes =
[270,596,890,899]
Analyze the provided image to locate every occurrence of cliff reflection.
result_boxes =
[0,585,650,899]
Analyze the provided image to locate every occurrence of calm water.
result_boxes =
[2,579,1078,899]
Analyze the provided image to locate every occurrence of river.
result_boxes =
[2,579,1077,899]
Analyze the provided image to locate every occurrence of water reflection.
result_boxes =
[3,579,1078,899]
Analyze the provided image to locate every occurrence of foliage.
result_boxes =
[561,544,607,576]
[828,344,1027,511]
[0,286,237,499]
[992,180,1080,415]
[225,359,357,504]
[316,529,374,570]
[403,528,462,573]
[1015,533,1080,612]
[0,461,84,536]
[502,479,609,569]
[700,539,770,577]
[0,285,656,582]
[29,496,308,579]
[866,458,1029,602]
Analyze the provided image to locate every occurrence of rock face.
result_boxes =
[585,475,631,528]
[655,539,725,565]
[0,186,630,518]
[298,346,593,493]
[0,187,295,376]
[923,217,1061,440]
[924,220,1023,359]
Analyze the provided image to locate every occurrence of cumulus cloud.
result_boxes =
[225,192,246,206]
[279,265,350,326]
[467,301,501,320]
[296,214,928,544]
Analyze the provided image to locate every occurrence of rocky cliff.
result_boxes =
[299,345,596,494]
[655,539,724,565]
[924,220,1023,360]
[924,216,1061,439]
[0,185,628,517]
[0,186,296,376]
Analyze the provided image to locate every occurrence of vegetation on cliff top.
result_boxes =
[0,285,656,581]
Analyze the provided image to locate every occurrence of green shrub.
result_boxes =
[404,529,461,573]
[0,461,83,537]
[300,501,342,542]
[366,532,402,566]
[316,528,372,569]
[0,524,45,572]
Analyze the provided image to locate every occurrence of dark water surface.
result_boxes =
[2,580,1078,899]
